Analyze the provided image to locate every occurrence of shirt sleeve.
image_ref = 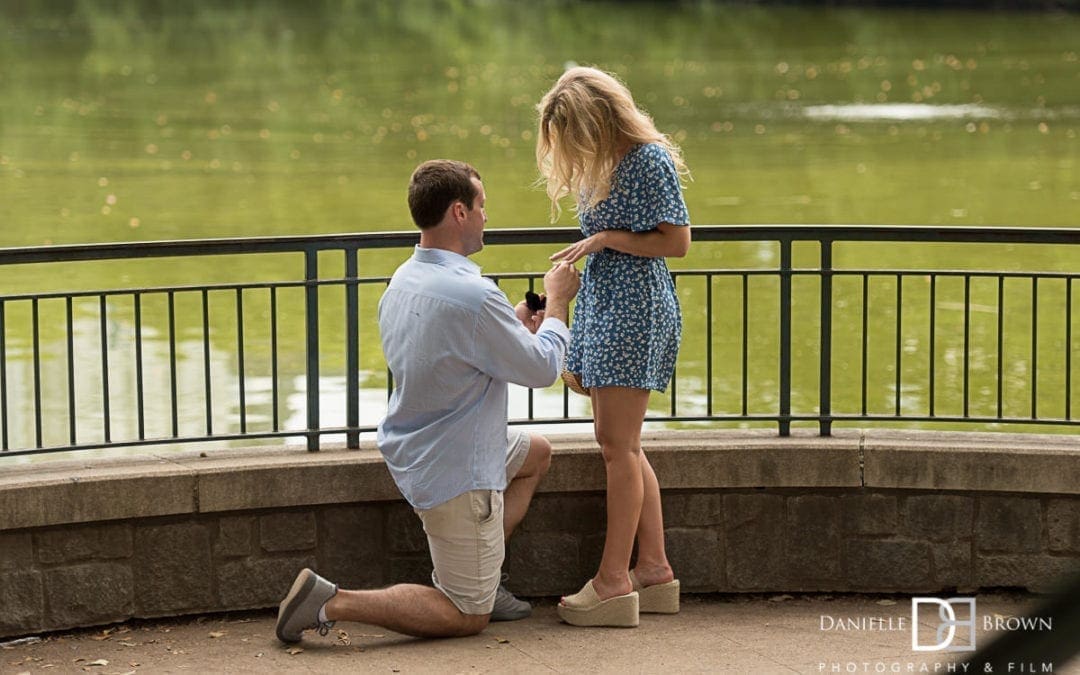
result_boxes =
[470,289,571,388]
[629,144,690,233]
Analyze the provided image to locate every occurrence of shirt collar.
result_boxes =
[413,245,481,275]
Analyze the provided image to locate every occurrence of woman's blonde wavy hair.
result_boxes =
[536,66,689,222]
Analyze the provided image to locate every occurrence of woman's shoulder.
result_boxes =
[627,142,674,169]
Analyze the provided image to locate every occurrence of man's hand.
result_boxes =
[541,261,580,326]
[515,299,545,334]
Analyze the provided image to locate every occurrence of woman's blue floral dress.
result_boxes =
[565,143,690,392]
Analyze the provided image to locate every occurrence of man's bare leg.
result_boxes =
[503,434,552,540]
[323,584,489,638]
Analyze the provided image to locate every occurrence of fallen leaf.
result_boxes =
[287,648,303,656]
[209,631,226,639]
[876,599,897,606]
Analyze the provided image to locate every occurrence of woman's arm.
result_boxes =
[550,222,691,264]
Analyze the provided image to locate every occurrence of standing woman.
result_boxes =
[536,67,691,628]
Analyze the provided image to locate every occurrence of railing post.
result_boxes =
[819,240,833,436]
[305,249,320,451]
[345,248,360,449]
[779,239,792,436]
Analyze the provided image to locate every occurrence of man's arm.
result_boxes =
[473,262,580,388]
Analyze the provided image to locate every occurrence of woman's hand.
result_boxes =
[550,232,608,264]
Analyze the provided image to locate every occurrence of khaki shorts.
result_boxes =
[414,431,531,615]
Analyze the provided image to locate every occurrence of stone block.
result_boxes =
[133,522,213,615]
[505,531,580,596]
[385,556,434,586]
[0,470,196,531]
[260,512,317,553]
[932,542,973,590]
[386,504,427,554]
[521,493,606,533]
[975,554,1080,593]
[844,540,932,590]
[862,431,1080,494]
[0,570,43,637]
[662,493,724,527]
[664,527,720,591]
[317,505,384,590]
[724,494,785,589]
[903,495,974,542]
[215,516,254,558]
[842,494,898,536]
[1046,499,1080,553]
[44,563,133,628]
[786,495,841,581]
[0,532,33,572]
[35,523,133,564]
[577,533,606,582]
[217,556,315,608]
[975,497,1041,553]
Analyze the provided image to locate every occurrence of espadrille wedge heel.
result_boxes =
[630,571,680,614]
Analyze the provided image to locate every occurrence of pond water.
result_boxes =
[1,2,1078,453]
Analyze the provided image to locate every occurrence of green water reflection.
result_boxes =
[1,2,1078,451]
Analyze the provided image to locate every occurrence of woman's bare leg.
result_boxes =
[588,386,650,601]
[632,452,675,586]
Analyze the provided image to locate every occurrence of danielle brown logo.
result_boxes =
[911,597,977,652]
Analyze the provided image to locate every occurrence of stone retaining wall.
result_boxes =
[1,429,1078,638]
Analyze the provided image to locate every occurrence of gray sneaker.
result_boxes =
[276,568,337,643]
[491,583,532,621]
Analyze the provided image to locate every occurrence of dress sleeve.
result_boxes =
[628,144,690,233]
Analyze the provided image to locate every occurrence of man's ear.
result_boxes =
[452,200,466,223]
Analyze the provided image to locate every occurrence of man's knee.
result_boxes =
[526,434,552,476]
[452,612,491,636]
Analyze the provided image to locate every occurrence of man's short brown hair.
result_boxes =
[407,160,482,230]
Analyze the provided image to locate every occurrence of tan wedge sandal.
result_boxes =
[556,580,638,627]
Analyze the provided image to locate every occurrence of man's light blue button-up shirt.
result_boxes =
[376,246,571,510]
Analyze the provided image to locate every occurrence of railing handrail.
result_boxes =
[3,224,1080,266]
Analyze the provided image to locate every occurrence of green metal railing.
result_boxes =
[1,225,1078,457]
